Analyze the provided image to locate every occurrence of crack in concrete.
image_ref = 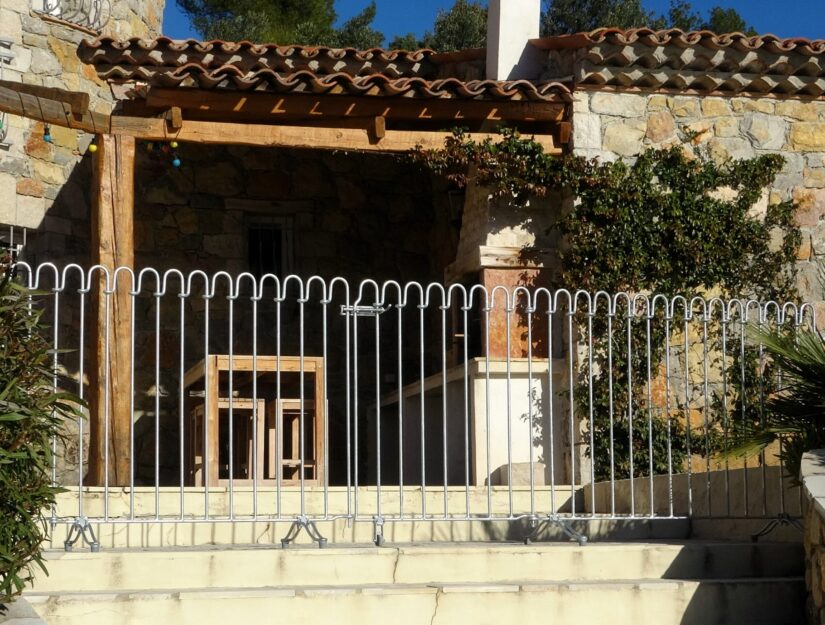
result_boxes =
[392,549,401,584]
[429,588,442,625]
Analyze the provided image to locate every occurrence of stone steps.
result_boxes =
[26,540,806,624]
[32,541,804,594]
[27,576,806,625]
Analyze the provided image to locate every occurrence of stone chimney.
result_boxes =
[486,0,542,80]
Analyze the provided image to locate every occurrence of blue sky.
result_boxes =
[163,0,825,42]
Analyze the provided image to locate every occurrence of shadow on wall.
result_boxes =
[583,466,804,519]
[15,129,98,486]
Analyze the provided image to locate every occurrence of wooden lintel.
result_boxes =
[144,88,567,124]
[109,116,561,154]
[0,79,90,115]
[0,82,109,133]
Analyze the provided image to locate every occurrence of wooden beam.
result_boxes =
[110,116,561,154]
[88,134,135,487]
[0,79,90,115]
[0,82,109,133]
[558,121,572,145]
[144,88,567,124]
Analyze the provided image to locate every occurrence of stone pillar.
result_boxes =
[446,179,561,359]
[486,0,542,80]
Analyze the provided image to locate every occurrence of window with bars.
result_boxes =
[247,218,294,278]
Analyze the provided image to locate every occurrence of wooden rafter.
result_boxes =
[0,80,563,154]
[144,88,567,124]
[0,79,90,115]
[0,82,109,133]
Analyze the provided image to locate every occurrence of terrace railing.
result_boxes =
[16,263,814,548]
[35,0,111,32]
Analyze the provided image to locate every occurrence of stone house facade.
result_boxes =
[546,29,825,305]
[1,1,825,491]
[2,11,824,305]
[0,0,164,258]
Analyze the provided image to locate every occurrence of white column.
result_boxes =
[486,0,542,80]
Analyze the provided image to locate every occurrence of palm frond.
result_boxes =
[726,325,825,477]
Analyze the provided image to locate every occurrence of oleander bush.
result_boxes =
[0,258,82,604]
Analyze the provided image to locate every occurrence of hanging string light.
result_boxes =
[140,140,182,168]
[170,140,181,167]
[43,124,53,143]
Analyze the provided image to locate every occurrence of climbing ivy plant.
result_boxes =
[416,129,801,480]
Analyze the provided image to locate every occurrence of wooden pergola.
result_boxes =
[0,79,569,486]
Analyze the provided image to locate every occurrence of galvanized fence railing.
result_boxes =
[16,263,815,547]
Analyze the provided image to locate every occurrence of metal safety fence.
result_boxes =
[14,263,815,547]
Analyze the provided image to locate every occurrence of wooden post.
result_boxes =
[88,134,135,487]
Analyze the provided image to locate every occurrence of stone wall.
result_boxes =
[572,90,825,304]
[0,0,165,258]
[134,143,457,284]
[124,143,460,485]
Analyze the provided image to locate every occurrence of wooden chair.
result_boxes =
[189,398,266,486]
[266,399,318,483]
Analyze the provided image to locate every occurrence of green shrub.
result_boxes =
[417,130,800,481]
[0,260,82,603]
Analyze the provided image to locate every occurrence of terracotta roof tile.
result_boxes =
[533,28,825,54]
[532,28,825,97]
[79,36,439,77]
[79,37,570,102]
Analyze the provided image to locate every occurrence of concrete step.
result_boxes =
[45,517,696,549]
[691,518,805,543]
[26,577,806,625]
[51,485,582,520]
[32,541,804,594]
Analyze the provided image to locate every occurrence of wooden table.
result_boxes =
[183,355,325,487]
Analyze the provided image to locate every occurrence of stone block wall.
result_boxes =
[133,144,456,285]
[0,0,165,258]
[122,144,460,485]
[572,90,825,305]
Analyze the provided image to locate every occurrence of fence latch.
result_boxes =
[340,305,387,317]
